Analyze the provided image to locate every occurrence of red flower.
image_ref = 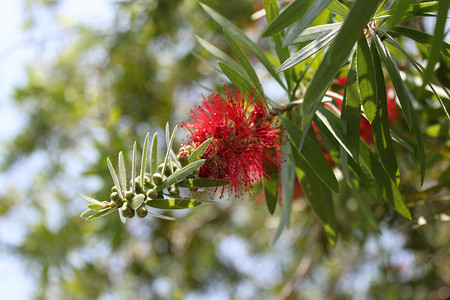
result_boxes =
[182,86,284,196]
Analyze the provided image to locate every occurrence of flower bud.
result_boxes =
[145,180,155,189]
[177,154,188,165]
[136,206,148,218]
[152,173,163,185]
[147,188,158,200]
[110,192,120,202]
[111,186,118,193]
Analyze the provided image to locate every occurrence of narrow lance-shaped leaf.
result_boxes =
[223,29,262,89]
[146,211,175,221]
[156,159,206,191]
[291,144,337,246]
[218,61,256,94]
[344,52,362,157]
[262,0,314,37]
[150,132,158,176]
[86,208,115,221]
[200,3,286,90]
[278,29,339,72]
[162,125,177,177]
[370,29,425,184]
[281,116,339,193]
[195,35,246,74]
[380,29,450,118]
[263,168,279,215]
[284,0,332,46]
[147,197,208,210]
[370,42,399,184]
[178,178,229,188]
[188,138,212,163]
[75,193,103,206]
[301,0,381,152]
[421,0,449,88]
[140,133,150,185]
[273,140,295,244]
[131,142,137,192]
[327,0,349,16]
[107,157,124,199]
[289,23,343,44]
[357,35,377,123]
[118,151,127,192]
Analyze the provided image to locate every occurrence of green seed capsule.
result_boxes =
[145,180,155,189]
[153,173,163,185]
[169,185,180,197]
[125,191,135,201]
[110,192,120,202]
[147,188,158,200]
[136,206,148,218]
[121,202,133,218]
[111,186,118,193]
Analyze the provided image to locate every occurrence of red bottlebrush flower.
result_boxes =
[182,86,284,196]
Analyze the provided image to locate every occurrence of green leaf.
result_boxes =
[140,133,150,185]
[156,159,206,191]
[359,140,411,219]
[150,132,158,176]
[146,198,204,210]
[200,3,286,89]
[188,138,212,164]
[262,0,314,37]
[218,61,255,93]
[147,211,175,221]
[131,142,137,192]
[390,26,450,56]
[357,35,377,123]
[389,0,412,28]
[107,157,124,199]
[421,0,449,88]
[223,29,262,89]
[161,124,177,176]
[316,107,359,160]
[118,151,127,192]
[130,194,145,209]
[283,0,332,46]
[80,209,97,220]
[195,35,245,73]
[273,140,295,244]
[288,23,342,44]
[75,193,103,205]
[301,0,381,151]
[263,169,279,215]
[278,29,338,72]
[291,144,337,245]
[178,178,229,188]
[87,203,103,210]
[327,0,349,16]
[281,117,339,193]
[370,29,425,184]
[344,52,361,157]
[85,208,115,221]
[370,42,399,184]
[380,29,450,118]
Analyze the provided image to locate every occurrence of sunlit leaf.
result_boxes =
[156,159,206,191]
[107,157,124,199]
[283,0,332,46]
[75,193,103,205]
[301,0,381,152]
[188,138,211,164]
[118,151,127,192]
[147,198,204,209]
[140,133,150,185]
[327,0,349,16]
[288,23,342,44]
[150,132,158,176]
[357,35,377,123]
[178,178,229,188]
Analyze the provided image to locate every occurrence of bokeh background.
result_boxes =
[0,1,449,299]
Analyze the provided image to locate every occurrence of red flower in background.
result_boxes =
[183,86,284,196]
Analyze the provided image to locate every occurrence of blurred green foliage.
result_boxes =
[0,0,449,299]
